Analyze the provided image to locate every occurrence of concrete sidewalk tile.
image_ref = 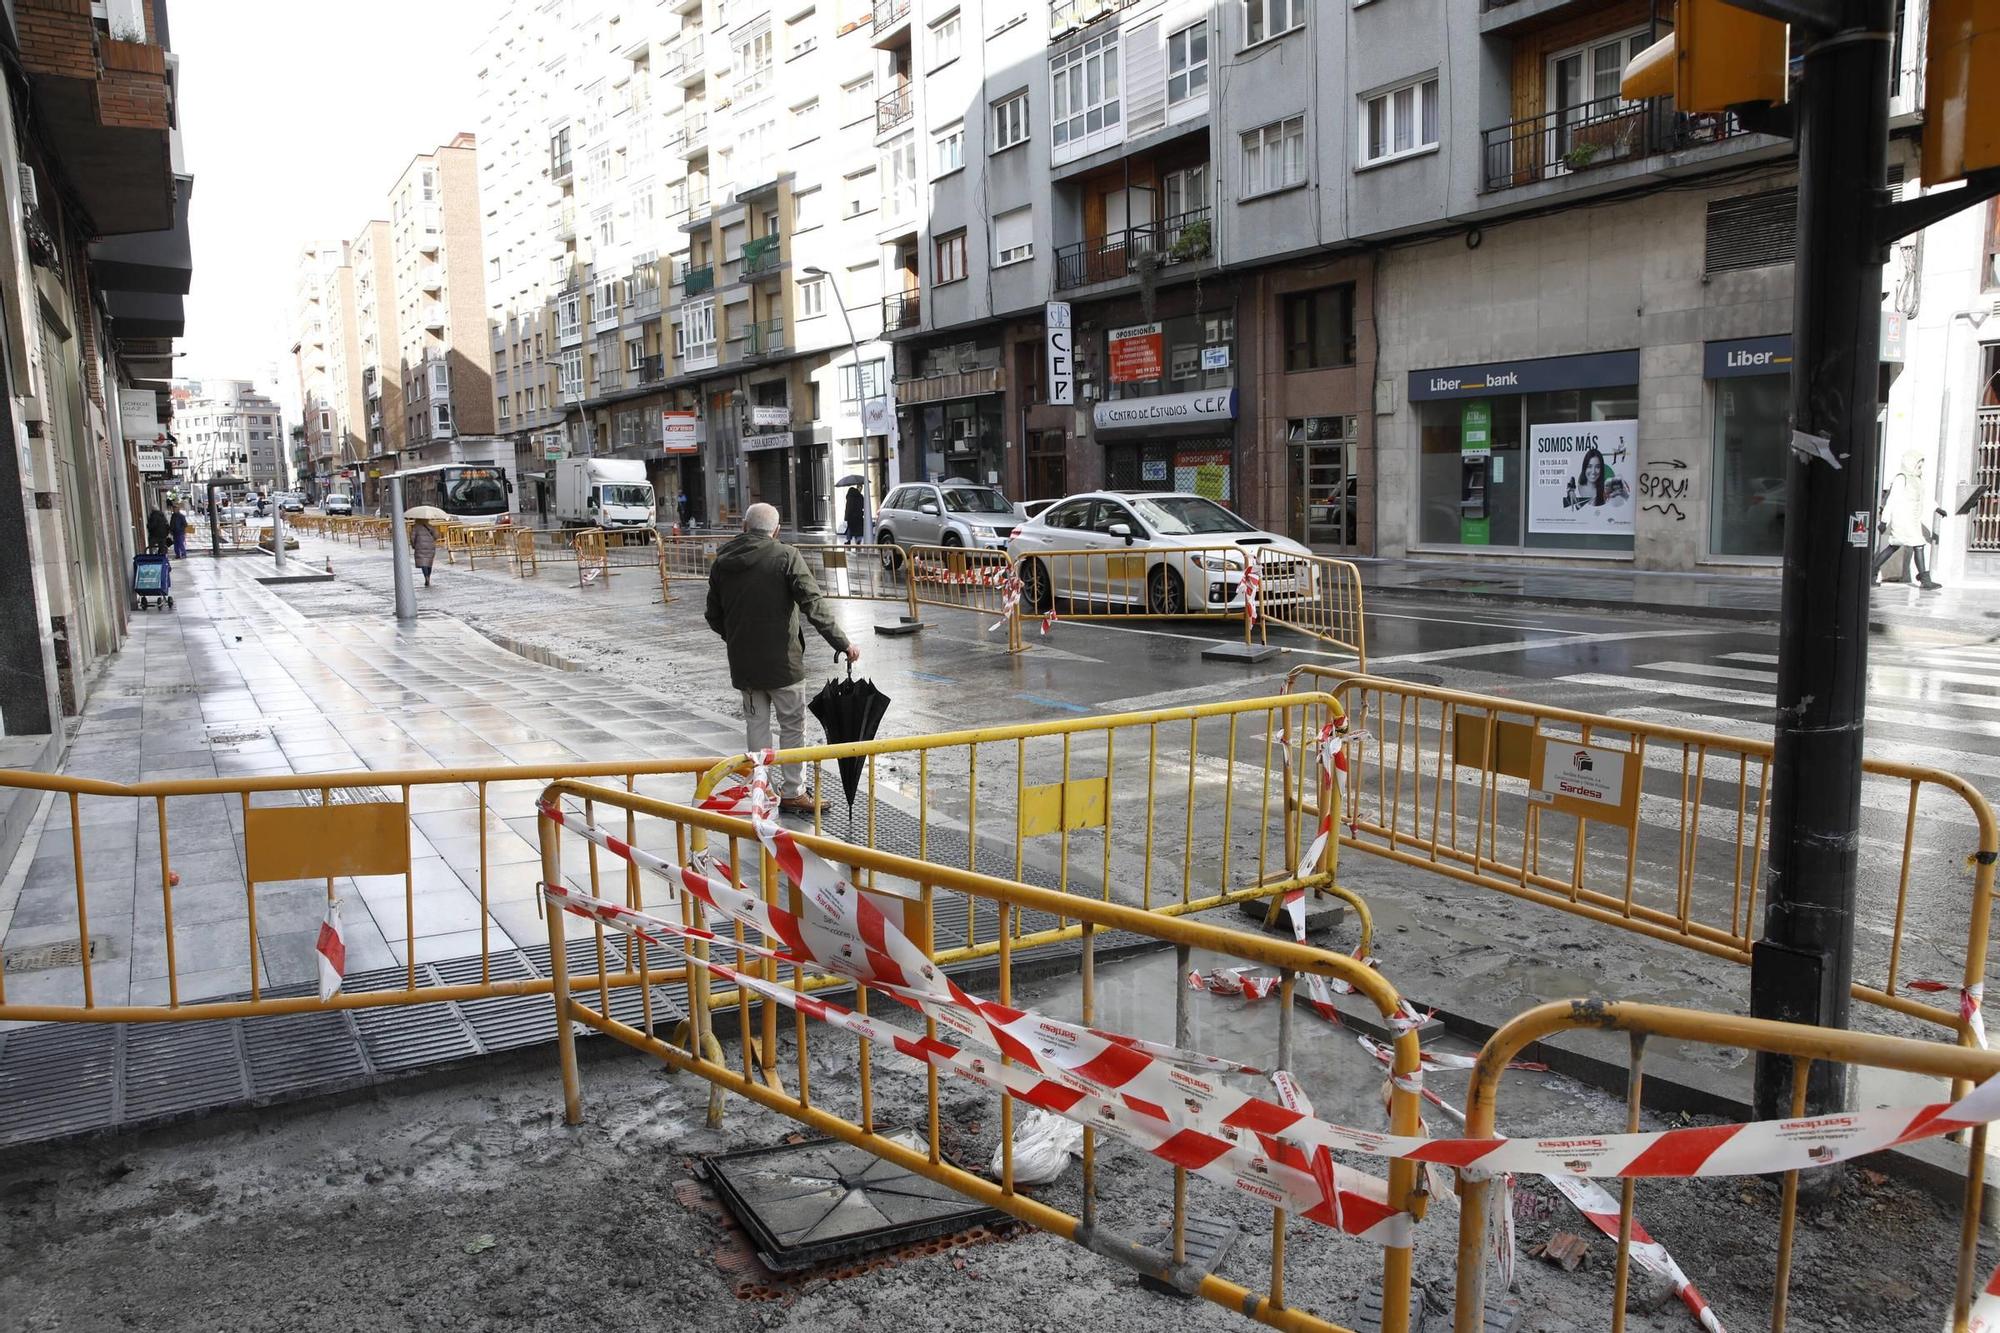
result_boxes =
[474,862,553,905]
[411,807,518,843]
[129,920,258,981]
[383,924,515,967]
[406,783,479,814]
[130,964,256,1006]
[10,881,135,931]
[490,898,597,945]
[387,888,490,939]
[133,879,247,928]
[351,856,470,902]
[137,846,243,890]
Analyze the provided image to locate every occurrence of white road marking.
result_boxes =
[1640,660,1779,685]
[1372,628,1715,668]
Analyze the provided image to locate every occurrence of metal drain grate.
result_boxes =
[1,935,108,973]
[121,684,198,697]
[702,1130,1003,1272]
[300,785,396,806]
[205,725,271,747]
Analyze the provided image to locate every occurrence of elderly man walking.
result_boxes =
[706,502,860,812]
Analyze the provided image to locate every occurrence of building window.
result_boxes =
[735,27,775,97]
[934,122,965,176]
[1361,75,1439,166]
[557,290,581,339]
[992,91,1030,151]
[1282,285,1356,371]
[432,403,453,434]
[1167,22,1208,104]
[841,359,886,400]
[681,300,717,361]
[882,133,918,218]
[1244,0,1305,45]
[1163,163,1208,218]
[993,207,1034,265]
[799,275,826,317]
[934,230,968,285]
[929,9,962,67]
[791,97,820,146]
[1242,115,1306,196]
[626,338,644,371]
[559,348,583,401]
[1711,371,1789,558]
[1052,31,1119,148]
[841,76,875,123]
[793,186,822,232]
[844,167,878,217]
[595,208,615,247]
[787,7,818,56]
[1985,199,2000,291]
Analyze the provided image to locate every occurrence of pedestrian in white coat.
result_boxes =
[1873,448,1944,590]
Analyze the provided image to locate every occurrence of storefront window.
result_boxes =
[1417,386,1637,552]
[1104,441,1232,501]
[1710,374,1789,557]
[919,399,1004,486]
[1104,312,1235,400]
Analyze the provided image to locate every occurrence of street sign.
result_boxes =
[134,448,165,474]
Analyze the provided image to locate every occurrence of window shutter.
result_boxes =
[1704,187,1797,274]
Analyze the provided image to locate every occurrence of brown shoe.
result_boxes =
[778,794,820,815]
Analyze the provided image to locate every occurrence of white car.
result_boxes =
[1007,490,1315,615]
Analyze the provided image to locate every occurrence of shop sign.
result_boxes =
[1092,389,1237,431]
[1108,322,1164,383]
[1409,349,1640,402]
[544,445,564,460]
[1527,419,1638,536]
[1178,449,1231,502]
[1529,736,1639,829]
[1045,302,1074,406]
[742,432,793,452]
[1702,335,1793,379]
[751,406,791,428]
[1201,346,1230,371]
[1881,311,1907,363]
[134,447,165,474]
[1141,459,1169,482]
[662,410,699,453]
[118,388,160,445]
[861,396,894,434]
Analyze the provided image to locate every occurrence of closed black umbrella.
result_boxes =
[807,658,892,816]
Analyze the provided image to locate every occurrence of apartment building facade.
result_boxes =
[294,240,349,502]
[1,0,191,739]
[174,380,285,488]
[879,0,1960,574]
[477,0,899,531]
[391,135,495,466]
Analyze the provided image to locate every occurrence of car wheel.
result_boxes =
[941,530,962,548]
[1020,559,1053,614]
[878,535,903,571]
[1147,566,1186,615]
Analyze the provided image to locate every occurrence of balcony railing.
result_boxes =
[882,291,920,332]
[683,265,715,296]
[872,0,910,33]
[876,87,913,135]
[686,111,709,145]
[744,318,786,357]
[741,234,781,276]
[639,354,667,384]
[1053,206,1212,291]
[1049,0,1139,38]
[1481,94,1748,193]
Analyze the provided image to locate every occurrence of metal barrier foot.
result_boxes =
[1134,1214,1239,1299]
[1357,1284,1520,1333]
[1239,897,1345,937]
[874,617,923,637]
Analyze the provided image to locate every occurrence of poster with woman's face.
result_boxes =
[1528,420,1638,535]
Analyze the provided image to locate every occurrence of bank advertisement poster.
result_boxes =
[1528,419,1638,534]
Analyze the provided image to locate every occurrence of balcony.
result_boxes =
[744,318,786,357]
[419,264,444,291]
[555,203,577,242]
[595,368,623,394]
[686,111,709,150]
[1053,207,1212,291]
[16,0,174,234]
[553,150,573,182]
[881,291,920,332]
[741,234,782,278]
[871,0,910,40]
[1481,95,1749,193]
[682,264,715,296]
[421,304,447,330]
[1049,0,1139,40]
[639,354,667,384]
[875,87,913,136]
[668,35,706,85]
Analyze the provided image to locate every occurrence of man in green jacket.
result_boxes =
[706,502,860,812]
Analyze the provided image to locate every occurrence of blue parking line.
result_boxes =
[1016,693,1093,713]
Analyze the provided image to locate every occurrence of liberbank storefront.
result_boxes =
[1414,350,1641,555]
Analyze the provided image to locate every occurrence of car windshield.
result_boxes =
[602,484,652,506]
[1130,496,1256,535]
[444,468,507,513]
[942,486,1013,514]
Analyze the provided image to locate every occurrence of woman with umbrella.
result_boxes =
[406,504,447,586]
[839,475,867,546]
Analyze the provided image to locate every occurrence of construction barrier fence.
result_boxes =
[1291,666,2000,1060]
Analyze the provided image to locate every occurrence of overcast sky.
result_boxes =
[174,1,483,419]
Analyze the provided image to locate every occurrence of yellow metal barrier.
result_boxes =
[689,690,1366,961]
[536,776,1426,1333]
[1291,666,2000,1052]
[0,759,720,1024]
[1015,544,1366,668]
[905,543,1023,651]
[1451,999,2000,1333]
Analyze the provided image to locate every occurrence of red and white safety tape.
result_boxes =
[1906,979,1987,1049]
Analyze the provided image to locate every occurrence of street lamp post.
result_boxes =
[803,265,883,540]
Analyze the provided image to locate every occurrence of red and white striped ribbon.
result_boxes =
[315,899,345,1002]
[1906,979,1987,1049]
[1242,557,1262,625]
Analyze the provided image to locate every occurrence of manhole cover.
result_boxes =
[205,726,271,747]
[2,936,109,973]
[301,786,396,806]
[701,1130,1002,1272]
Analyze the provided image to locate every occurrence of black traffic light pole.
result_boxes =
[1749,0,1893,1120]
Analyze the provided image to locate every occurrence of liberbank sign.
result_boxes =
[1408,350,1641,402]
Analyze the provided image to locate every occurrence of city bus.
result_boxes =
[398,462,517,524]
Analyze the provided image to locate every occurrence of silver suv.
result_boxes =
[874,480,1024,565]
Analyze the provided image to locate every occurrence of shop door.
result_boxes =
[753,452,786,522]
[1290,441,1354,546]
[1027,430,1066,501]
[795,444,830,531]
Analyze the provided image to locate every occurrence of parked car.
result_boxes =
[276,492,305,513]
[322,494,354,516]
[1007,490,1316,615]
[874,480,1025,564]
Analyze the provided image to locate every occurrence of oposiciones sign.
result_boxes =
[1092,389,1237,432]
[1527,419,1638,535]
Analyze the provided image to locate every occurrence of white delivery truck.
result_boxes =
[555,457,656,529]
